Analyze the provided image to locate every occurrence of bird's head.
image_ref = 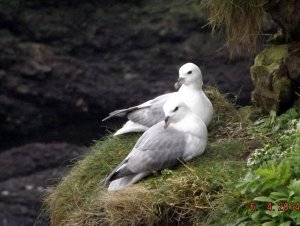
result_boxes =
[175,62,203,89]
[163,98,190,129]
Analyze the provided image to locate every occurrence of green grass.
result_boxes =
[44,88,257,225]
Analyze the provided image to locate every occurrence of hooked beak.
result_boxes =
[174,77,185,89]
[164,116,170,129]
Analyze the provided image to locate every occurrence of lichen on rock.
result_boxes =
[251,44,292,113]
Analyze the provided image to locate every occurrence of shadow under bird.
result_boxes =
[102,62,213,136]
[100,97,208,191]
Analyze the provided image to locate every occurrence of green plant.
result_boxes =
[236,155,300,225]
[247,122,300,168]
[235,109,300,226]
[247,108,300,168]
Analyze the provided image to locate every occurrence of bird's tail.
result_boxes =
[107,172,150,191]
[102,105,151,122]
[102,107,137,121]
[113,121,148,136]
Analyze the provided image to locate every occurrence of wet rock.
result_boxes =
[0,143,86,226]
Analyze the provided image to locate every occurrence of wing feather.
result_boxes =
[127,93,174,127]
[110,123,185,181]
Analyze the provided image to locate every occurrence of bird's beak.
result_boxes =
[174,77,185,89]
[164,116,170,129]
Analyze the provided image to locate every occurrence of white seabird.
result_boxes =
[103,62,213,136]
[101,97,208,191]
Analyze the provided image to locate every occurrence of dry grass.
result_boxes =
[201,0,268,57]
[44,88,252,225]
[66,186,157,226]
[205,86,243,141]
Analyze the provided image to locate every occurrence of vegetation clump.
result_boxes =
[247,108,300,168]
[44,88,248,225]
[236,108,300,226]
[201,0,268,56]
[44,87,300,225]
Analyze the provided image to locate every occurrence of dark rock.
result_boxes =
[0,0,253,148]
[286,43,300,84]
[266,0,300,42]
[0,143,86,226]
[0,143,86,181]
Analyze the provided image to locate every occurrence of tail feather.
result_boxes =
[102,107,137,121]
[102,105,149,122]
[100,158,130,186]
[113,121,149,136]
[108,172,150,191]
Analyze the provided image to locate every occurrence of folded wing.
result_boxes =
[102,122,186,190]
[103,93,174,127]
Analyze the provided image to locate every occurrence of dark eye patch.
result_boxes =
[173,106,179,112]
[187,70,192,75]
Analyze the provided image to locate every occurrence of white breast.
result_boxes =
[171,114,208,161]
[183,134,207,161]
[179,88,213,126]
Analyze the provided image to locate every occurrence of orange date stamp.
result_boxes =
[249,201,300,211]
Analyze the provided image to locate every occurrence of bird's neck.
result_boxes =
[179,81,203,92]
[171,113,206,137]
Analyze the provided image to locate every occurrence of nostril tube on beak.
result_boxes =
[164,116,170,129]
[174,77,185,89]
[164,116,169,123]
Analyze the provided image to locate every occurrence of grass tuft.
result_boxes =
[201,0,268,57]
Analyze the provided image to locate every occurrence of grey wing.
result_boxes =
[100,157,130,185]
[127,123,186,173]
[102,123,186,183]
[128,93,175,127]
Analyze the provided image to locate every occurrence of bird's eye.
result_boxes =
[173,106,179,112]
[187,70,192,75]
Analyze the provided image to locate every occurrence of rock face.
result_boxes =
[251,43,300,113]
[266,0,300,42]
[251,0,300,113]
[0,143,86,226]
[0,0,252,149]
[251,45,290,112]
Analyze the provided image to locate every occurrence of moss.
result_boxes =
[250,65,270,88]
[273,73,291,98]
[239,106,264,122]
[251,44,291,113]
[254,44,288,67]
[251,89,280,112]
[44,88,259,225]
